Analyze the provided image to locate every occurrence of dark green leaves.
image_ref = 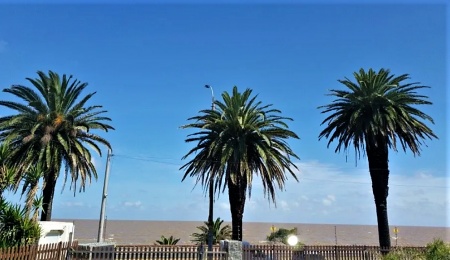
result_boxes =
[319,68,437,156]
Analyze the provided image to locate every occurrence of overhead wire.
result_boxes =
[110,153,448,189]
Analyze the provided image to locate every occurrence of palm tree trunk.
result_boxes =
[40,174,57,221]
[228,174,246,241]
[366,136,391,252]
[25,185,38,218]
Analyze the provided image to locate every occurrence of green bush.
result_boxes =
[267,227,298,245]
[155,235,180,245]
[191,217,231,245]
[382,239,450,260]
[0,199,41,248]
[425,239,450,260]
[383,248,425,260]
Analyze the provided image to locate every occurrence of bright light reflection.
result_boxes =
[287,235,298,246]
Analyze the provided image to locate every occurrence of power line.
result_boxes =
[111,154,448,189]
[113,154,181,166]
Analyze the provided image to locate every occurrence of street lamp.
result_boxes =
[204,85,214,255]
[205,85,215,110]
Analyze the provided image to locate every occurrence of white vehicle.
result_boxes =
[38,221,75,245]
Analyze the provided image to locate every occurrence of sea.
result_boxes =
[55,219,450,247]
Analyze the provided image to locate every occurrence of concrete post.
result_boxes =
[220,240,242,260]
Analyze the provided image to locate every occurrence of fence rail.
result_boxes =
[0,241,77,260]
[242,244,426,260]
[0,242,426,260]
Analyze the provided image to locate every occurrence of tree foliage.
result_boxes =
[181,86,299,240]
[0,71,114,220]
[155,235,180,245]
[191,217,232,245]
[0,198,41,248]
[266,227,297,245]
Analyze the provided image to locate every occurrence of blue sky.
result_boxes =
[0,1,448,228]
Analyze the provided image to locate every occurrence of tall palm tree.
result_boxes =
[181,86,299,240]
[318,68,437,250]
[0,70,114,221]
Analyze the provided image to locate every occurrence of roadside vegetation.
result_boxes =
[191,217,232,245]
[319,68,437,250]
[0,71,114,221]
[382,239,450,259]
[155,235,180,245]
[266,227,299,245]
[0,198,41,248]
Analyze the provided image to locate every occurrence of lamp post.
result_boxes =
[204,85,215,255]
[98,149,112,243]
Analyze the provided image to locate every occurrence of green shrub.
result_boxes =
[425,239,450,260]
[155,235,180,245]
[0,199,41,248]
[191,217,231,245]
[267,227,298,245]
[383,247,425,260]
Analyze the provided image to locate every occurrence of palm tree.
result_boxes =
[20,164,44,218]
[191,217,232,245]
[181,86,299,241]
[0,70,114,221]
[318,68,437,250]
[155,235,180,245]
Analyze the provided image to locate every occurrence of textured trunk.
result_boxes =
[228,173,246,241]
[40,173,57,221]
[366,135,391,252]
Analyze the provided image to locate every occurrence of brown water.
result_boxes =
[58,219,449,246]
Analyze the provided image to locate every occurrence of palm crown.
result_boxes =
[182,86,299,201]
[0,70,113,220]
[319,68,437,156]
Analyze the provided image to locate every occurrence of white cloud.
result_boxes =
[60,201,85,207]
[322,195,336,206]
[279,200,290,211]
[122,201,144,209]
[52,158,447,227]
[241,160,448,226]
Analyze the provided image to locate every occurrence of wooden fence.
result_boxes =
[0,242,426,260]
[242,244,426,260]
[112,245,226,260]
[0,241,77,260]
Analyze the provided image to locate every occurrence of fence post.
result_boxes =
[55,241,62,260]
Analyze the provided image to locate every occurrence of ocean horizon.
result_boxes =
[55,219,450,246]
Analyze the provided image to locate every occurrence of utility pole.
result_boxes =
[98,148,112,243]
[204,85,214,255]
